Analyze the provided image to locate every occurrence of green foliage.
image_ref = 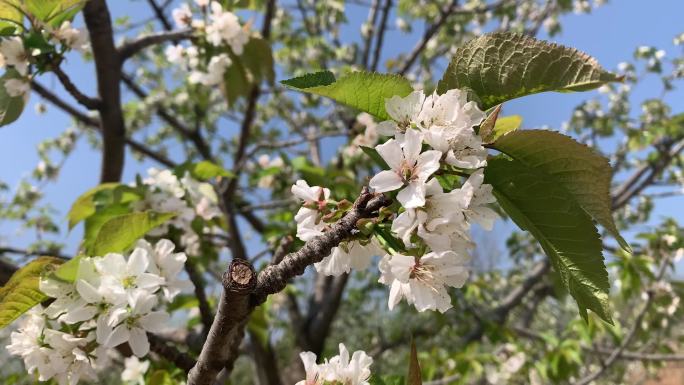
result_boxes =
[247,299,271,349]
[89,211,176,256]
[437,33,621,109]
[67,183,140,229]
[0,257,63,328]
[485,156,612,323]
[175,160,233,181]
[148,370,173,385]
[26,0,84,26]
[492,130,629,250]
[281,70,414,120]
[0,69,27,127]
[53,255,81,282]
[223,37,275,106]
[0,1,22,33]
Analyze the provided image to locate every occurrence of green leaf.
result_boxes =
[83,204,131,254]
[492,130,629,251]
[485,115,522,143]
[53,255,82,282]
[89,211,176,256]
[222,37,274,106]
[281,70,414,120]
[148,370,173,385]
[26,0,84,26]
[0,1,22,32]
[176,160,233,181]
[247,299,271,349]
[67,183,124,229]
[0,69,27,127]
[360,145,390,169]
[408,339,422,385]
[437,33,622,109]
[484,156,612,323]
[0,257,63,328]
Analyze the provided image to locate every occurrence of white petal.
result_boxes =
[128,327,150,357]
[415,150,442,181]
[375,138,403,170]
[127,248,150,276]
[397,182,426,208]
[376,120,398,136]
[104,324,130,348]
[369,170,403,193]
[402,128,423,163]
[139,311,170,333]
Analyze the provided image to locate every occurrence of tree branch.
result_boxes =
[573,254,672,385]
[83,0,127,183]
[119,29,193,61]
[369,0,392,71]
[50,65,101,110]
[187,188,391,385]
[32,80,177,168]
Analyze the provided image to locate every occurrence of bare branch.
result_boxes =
[187,188,391,385]
[50,65,101,110]
[31,80,177,168]
[119,29,193,61]
[573,254,672,385]
[369,0,392,71]
[83,0,127,183]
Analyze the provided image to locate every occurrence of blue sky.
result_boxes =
[0,0,682,260]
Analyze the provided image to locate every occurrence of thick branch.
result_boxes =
[83,0,126,183]
[119,29,193,61]
[187,188,391,385]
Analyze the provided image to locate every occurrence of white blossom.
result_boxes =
[0,37,29,75]
[292,180,331,241]
[296,343,373,385]
[100,290,169,357]
[4,77,30,98]
[206,2,249,54]
[121,356,150,385]
[315,240,382,276]
[369,128,441,208]
[379,250,470,312]
[135,238,192,300]
[172,3,193,28]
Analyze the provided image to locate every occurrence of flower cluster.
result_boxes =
[292,180,382,277]
[134,168,222,255]
[296,343,373,385]
[0,21,88,98]
[7,239,190,385]
[167,0,249,86]
[292,89,496,313]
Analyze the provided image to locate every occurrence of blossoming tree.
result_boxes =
[0,1,683,384]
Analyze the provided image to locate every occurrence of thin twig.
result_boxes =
[51,65,101,110]
[119,29,194,60]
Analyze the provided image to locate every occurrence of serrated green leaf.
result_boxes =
[89,211,176,256]
[281,70,413,120]
[492,130,629,251]
[0,257,63,328]
[437,33,621,109]
[485,156,612,323]
[0,69,27,127]
[83,203,131,254]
